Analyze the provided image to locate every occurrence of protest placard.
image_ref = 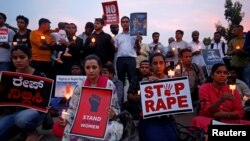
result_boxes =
[102,1,119,24]
[0,71,54,112]
[140,76,193,119]
[70,87,113,140]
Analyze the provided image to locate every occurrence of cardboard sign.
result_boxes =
[102,1,119,24]
[70,87,113,140]
[130,12,147,36]
[55,75,85,97]
[0,71,54,112]
[140,76,193,119]
[201,49,223,75]
[0,28,8,42]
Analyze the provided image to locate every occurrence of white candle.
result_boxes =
[175,65,180,70]
[62,109,70,120]
[172,47,176,51]
[72,36,77,41]
[137,90,140,95]
[168,70,175,78]
[156,49,161,53]
[111,34,115,38]
[13,42,18,46]
[41,36,45,40]
[91,37,96,43]
[229,84,236,95]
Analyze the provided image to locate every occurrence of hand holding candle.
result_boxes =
[12,42,18,46]
[137,90,140,96]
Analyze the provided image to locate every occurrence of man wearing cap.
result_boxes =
[30,18,55,79]
[77,22,94,46]
[83,18,115,65]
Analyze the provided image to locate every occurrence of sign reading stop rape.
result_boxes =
[0,28,8,42]
[102,1,119,24]
[140,76,193,119]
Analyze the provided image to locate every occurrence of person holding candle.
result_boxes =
[0,45,47,141]
[191,63,250,133]
[83,18,115,66]
[226,25,249,87]
[30,18,55,79]
[138,53,177,141]
[62,54,123,141]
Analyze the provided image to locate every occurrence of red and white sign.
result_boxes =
[102,1,119,24]
[0,28,8,42]
[140,76,193,119]
[70,87,113,140]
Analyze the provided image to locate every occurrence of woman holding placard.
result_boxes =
[0,45,46,141]
[139,53,177,141]
[62,54,123,141]
[191,63,250,132]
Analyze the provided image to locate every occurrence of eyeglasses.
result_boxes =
[121,21,129,23]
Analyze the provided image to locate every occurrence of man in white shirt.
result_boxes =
[114,16,141,85]
[189,30,206,67]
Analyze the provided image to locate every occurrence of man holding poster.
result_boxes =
[62,55,123,141]
[139,53,193,141]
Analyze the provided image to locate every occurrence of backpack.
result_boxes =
[210,42,226,56]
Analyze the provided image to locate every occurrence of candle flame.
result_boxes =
[91,37,96,43]
[73,36,77,40]
[41,36,45,40]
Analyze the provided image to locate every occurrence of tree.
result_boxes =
[215,0,244,43]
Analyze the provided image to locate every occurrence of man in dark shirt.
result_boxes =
[84,18,115,65]
[123,60,151,119]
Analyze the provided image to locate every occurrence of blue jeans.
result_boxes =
[0,109,45,140]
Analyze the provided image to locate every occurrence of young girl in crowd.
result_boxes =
[139,53,177,141]
[0,45,46,141]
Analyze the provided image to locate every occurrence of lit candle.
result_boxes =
[175,65,180,70]
[41,36,46,40]
[229,84,236,95]
[236,46,240,50]
[111,34,115,38]
[243,95,248,101]
[172,47,176,51]
[156,49,161,53]
[168,70,175,78]
[65,94,71,101]
[91,37,96,43]
[137,90,140,95]
[72,36,77,41]
[13,42,18,46]
[62,109,70,121]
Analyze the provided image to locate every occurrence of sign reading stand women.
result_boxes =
[70,87,113,140]
[140,76,193,119]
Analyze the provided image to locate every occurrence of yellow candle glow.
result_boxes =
[13,42,18,46]
[72,36,77,41]
[137,90,140,95]
[168,70,175,78]
[236,46,240,50]
[91,37,96,43]
[175,65,180,70]
[157,49,161,53]
[229,84,236,95]
[172,47,176,51]
[41,36,45,40]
